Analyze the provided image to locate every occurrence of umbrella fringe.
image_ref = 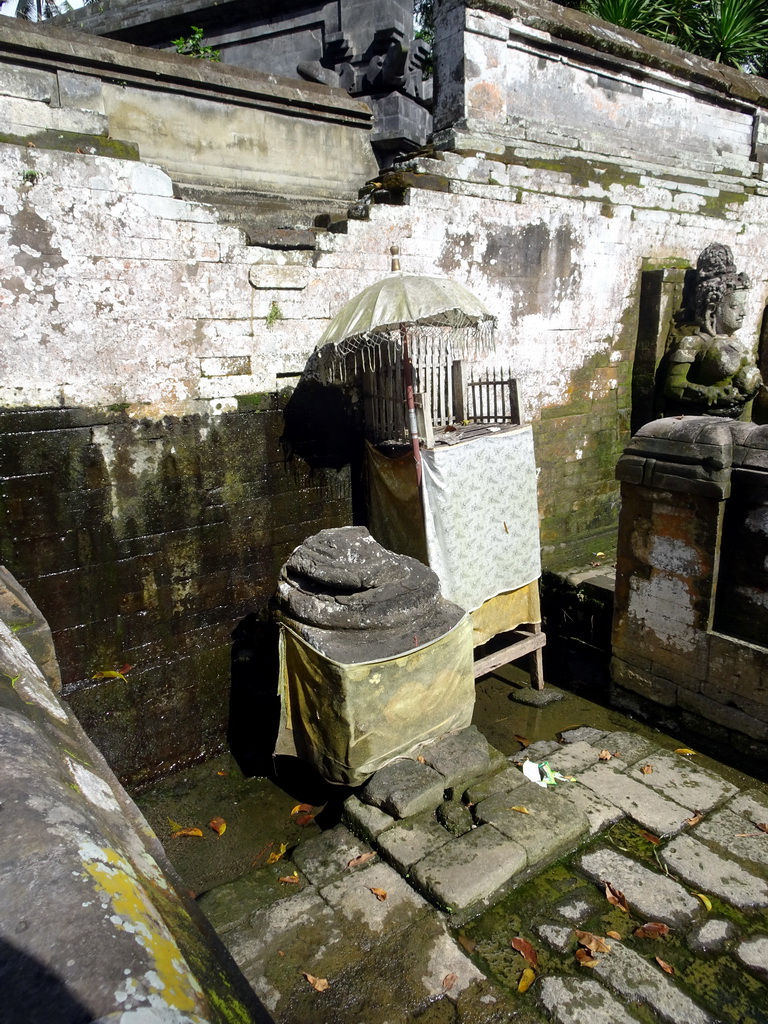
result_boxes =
[317,321,496,385]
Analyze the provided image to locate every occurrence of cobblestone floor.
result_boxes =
[144,674,768,1024]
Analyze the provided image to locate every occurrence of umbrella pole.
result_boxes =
[401,324,422,487]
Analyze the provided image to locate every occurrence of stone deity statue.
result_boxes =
[663,242,761,418]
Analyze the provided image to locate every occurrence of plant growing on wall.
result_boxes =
[171,26,221,62]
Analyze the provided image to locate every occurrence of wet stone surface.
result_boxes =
[143,682,768,1023]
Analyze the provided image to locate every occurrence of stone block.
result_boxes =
[342,795,396,841]
[410,824,526,915]
[534,923,574,954]
[661,834,768,908]
[560,727,607,746]
[677,688,768,742]
[566,785,624,835]
[473,781,588,869]
[687,918,735,953]
[592,941,713,1024]
[577,763,694,835]
[538,975,648,1024]
[599,731,661,766]
[200,355,252,377]
[359,759,448,819]
[436,798,474,837]
[735,935,768,976]
[376,811,454,873]
[509,739,561,764]
[464,765,524,805]
[0,65,56,103]
[291,824,375,888]
[544,740,604,775]
[625,752,737,813]
[411,724,492,789]
[729,788,768,824]
[694,808,768,876]
[248,265,309,290]
[578,847,701,927]
[319,861,430,947]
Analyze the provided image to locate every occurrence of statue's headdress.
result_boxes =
[694,242,749,332]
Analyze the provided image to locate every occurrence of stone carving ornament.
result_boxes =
[663,243,761,418]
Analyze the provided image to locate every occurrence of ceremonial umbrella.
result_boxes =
[316,248,496,483]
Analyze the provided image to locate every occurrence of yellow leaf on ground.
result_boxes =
[656,957,675,975]
[171,826,203,838]
[291,803,313,816]
[694,892,712,911]
[599,750,612,761]
[167,817,184,833]
[279,873,301,884]
[518,967,536,993]
[346,851,377,870]
[92,670,127,682]
[209,816,227,837]
[674,748,697,756]
[267,842,288,865]
[641,764,653,775]
[606,931,622,940]
[509,806,531,814]
[302,972,329,992]
[575,949,599,968]
[369,887,388,901]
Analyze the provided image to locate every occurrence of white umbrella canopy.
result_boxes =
[317,271,496,358]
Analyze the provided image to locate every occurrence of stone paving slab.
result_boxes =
[474,781,588,868]
[578,847,701,927]
[319,860,430,946]
[292,824,375,887]
[599,731,661,766]
[694,807,768,874]
[625,752,738,813]
[376,810,454,873]
[510,739,560,764]
[729,787,768,823]
[411,725,493,789]
[436,797,474,837]
[464,765,523,805]
[593,941,714,1024]
[735,935,768,976]
[687,918,735,953]
[538,975,644,1024]
[577,763,695,835]
[660,833,768,908]
[359,759,446,818]
[539,740,604,775]
[534,922,574,953]
[410,824,526,917]
[560,726,607,746]
[565,784,624,834]
[342,794,396,840]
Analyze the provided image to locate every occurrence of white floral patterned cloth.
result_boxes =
[420,426,541,611]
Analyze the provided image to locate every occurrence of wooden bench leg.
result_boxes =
[529,622,544,690]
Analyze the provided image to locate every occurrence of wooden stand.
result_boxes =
[472,622,545,689]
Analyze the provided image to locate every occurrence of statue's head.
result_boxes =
[695,242,749,336]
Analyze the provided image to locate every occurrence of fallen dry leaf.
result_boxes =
[575,930,611,953]
[634,922,670,939]
[511,936,539,968]
[346,851,377,870]
[514,734,531,747]
[599,749,612,761]
[639,830,661,845]
[302,972,329,992]
[278,950,285,957]
[656,957,675,975]
[575,948,599,968]
[443,973,458,992]
[606,931,622,940]
[167,817,184,833]
[687,813,703,827]
[674,748,697,756]
[509,805,531,814]
[209,816,227,837]
[416,755,427,764]
[171,826,203,838]
[266,842,288,865]
[518,967,536,993]
[279,873,301,884]
[604,881,629,913]
[294,814,315,827]
[216,770,228,776]
[758,823,768,834]
[290,803,313,816]
[458,935,477,954]
[641,764,653,775]
[369,887,388,901]
[694,892,712,911]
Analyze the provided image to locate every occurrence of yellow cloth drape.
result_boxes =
[469,583,541,647]
[275,616,475,786]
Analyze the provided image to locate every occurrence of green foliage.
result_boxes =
[578,0,768,71]
[265,302,283,329]
[11,0,94,20]
[172,26,221,62]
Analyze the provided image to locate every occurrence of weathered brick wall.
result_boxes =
[3,5,768,779]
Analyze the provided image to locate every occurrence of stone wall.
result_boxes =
[0,568,270,1023]
[612,418,768,762]
[3,5,768,781]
